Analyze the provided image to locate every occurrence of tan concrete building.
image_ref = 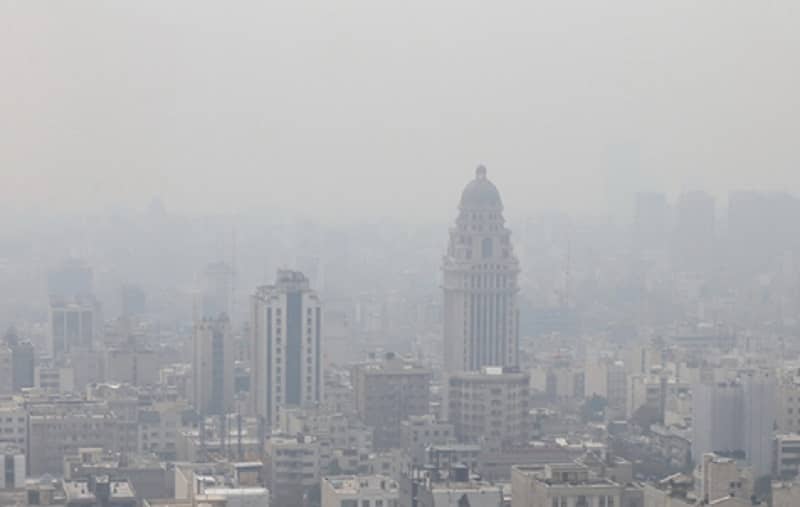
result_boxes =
[26,399,114,476]
[321,475,399,507]
[511,463,643,507]
[400,415,455,467]
[192,314,234,416]
[773,481,800,507]
[447,367,529,452]
[352,354,431,449]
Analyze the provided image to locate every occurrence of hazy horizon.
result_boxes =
[2,1,799,220]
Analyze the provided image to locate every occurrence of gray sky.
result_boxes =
[2,1,799,220]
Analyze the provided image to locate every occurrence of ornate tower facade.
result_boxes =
[442,166,520,374]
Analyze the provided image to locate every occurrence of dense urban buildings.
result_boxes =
[2,168,800,507]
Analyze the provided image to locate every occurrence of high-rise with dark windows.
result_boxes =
[442,166,520,374]
[192,314,234,416]
[251,270,323,427]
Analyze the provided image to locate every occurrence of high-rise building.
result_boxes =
[692,370,776,479]
[10,342,35,392]
[47,259,93,299]
[442,165,520,374]
[0,344,11,396]
[673,190,716,273]
[692,381,744,465]
[742,369,776,479]
[633,191,670,252]
[48,296,100,358]
[251,270,323,428]
[2,329,33,392]
[120,284,146,317]
[352,354,432,450]
[199,261,234,321]
[192,315,234,416]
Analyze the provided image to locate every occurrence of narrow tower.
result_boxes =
[442,166,520,373]
[251,270,323,428]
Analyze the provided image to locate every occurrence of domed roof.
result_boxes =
[459,165,503,210]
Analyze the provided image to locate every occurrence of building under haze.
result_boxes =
[47,259,93,300]
[673,190,716,274]
[251,270,323,428]
[447,366,530,452]
[352,353,432,450]
[442,166,520,374]
[199,261,234,321]
[48,295,100,358]
[192,314,234,416]
[692,371,776,479]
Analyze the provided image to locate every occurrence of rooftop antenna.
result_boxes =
[238,401,244,461]
[230,226,237,327]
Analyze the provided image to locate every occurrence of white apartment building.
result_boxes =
[251,270,323,428]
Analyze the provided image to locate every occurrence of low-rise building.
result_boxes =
[321,475,399,507]
[400,416,455,467]
[404,465,503,507]
[63,475,137,507]
[511,463,644,507]
[773,481,800,507]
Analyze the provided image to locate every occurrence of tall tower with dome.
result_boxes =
[442,165,520,374]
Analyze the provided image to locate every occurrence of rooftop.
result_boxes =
[324,475,399,494]
[459,165,503,211]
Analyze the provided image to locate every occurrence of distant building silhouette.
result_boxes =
[192,314,234,416]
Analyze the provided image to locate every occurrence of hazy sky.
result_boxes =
[2,1,799,220]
